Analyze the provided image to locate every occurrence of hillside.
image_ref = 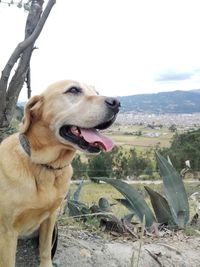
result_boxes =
[18,90,200,114]
[119,90,200,113]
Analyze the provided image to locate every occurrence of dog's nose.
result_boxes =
[105,97,121,112]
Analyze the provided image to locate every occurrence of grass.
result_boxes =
[184,226,200,236]
[69,181,200,222]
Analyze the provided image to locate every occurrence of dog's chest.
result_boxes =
[13,171,70,236]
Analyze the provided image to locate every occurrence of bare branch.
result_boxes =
[0,0,56,127]
[0,0,56,95]
[26,67,31,99]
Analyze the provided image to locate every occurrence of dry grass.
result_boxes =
[105,125,174,149]
[110,134,171,148]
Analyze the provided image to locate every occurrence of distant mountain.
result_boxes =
[17,90,200,114]
[118,90,200,114]
[190,89,200,93]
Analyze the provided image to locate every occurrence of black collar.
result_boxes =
[19,133,69,171]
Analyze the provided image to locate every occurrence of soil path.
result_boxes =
[16,225,200,267]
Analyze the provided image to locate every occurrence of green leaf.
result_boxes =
[73,181,84,201]
[67,200,92,220]
[81,206,91,215]
[71,200,88,210]
[67,201,82,217]
[156,152,189,227]
[93,178,156,228]
[98,197,111,212]
[90,204,102,214]
[144,186,175,225]
[115,198,134,212]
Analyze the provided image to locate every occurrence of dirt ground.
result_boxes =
[16,225,200,267]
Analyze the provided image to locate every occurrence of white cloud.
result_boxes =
[1,0,200,100]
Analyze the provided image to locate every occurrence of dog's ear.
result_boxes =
[20,95,43,133]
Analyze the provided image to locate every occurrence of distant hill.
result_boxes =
[190,89,200,93]
[118,90,200,114]
[17,90,200,114]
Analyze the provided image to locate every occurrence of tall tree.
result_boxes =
[0,0,56,140]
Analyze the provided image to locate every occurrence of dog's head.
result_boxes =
[20,80,120,153]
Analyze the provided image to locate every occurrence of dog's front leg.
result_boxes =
[0,228,18,267]
[39,212,57,267]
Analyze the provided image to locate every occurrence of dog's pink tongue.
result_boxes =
[80,128,114,152]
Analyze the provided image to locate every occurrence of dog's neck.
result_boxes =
[19,124,75,171]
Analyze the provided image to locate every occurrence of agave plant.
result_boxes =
[66,182,109,219]
[93,152,190,230]
[65,183,137,234]
[65,181,91,218]
[155,152,189,228]
[96,178,156,228]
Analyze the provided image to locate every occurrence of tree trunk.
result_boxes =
[0,0,56,141]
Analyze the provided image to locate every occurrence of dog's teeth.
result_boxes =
[71,126,77,131]
[71,126,80,136]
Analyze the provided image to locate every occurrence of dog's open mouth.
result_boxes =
[59,117,116,153]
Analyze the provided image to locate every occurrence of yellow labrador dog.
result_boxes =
[0,80,120,267]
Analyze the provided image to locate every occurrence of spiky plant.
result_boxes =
[93,152,190,230]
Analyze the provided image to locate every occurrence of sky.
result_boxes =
[1,0,200,101]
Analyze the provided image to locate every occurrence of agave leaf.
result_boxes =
[144,186,175,225]
[98,197,111,212]
[90,204,102,214]
[177,210,186,229]
[67,201,82,217]
[167,155,173,166]
[68,200,91,219]
[93,178,156,228]
[115,198,134,212]
[81,206,91,215]
[73,181,84,201]
[156,152,189,227]
[68,200,87,211]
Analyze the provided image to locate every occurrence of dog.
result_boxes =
[0,80,120,267]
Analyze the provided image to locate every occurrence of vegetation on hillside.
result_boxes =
[72,127,200,180]
[160,128,200,172]
[72,146,154,180]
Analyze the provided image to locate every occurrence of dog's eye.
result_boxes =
[65,87,82,94]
